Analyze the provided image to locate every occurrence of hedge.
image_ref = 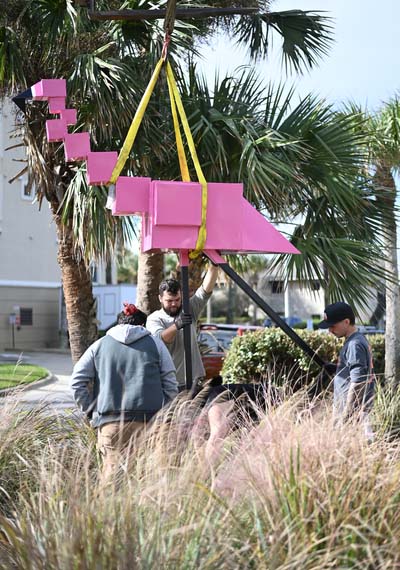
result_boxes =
[221,329,385,386]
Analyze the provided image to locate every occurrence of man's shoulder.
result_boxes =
[344,331,371,356]
[348,331,371,347]
[146,309,174,332]
[147,308,163,321]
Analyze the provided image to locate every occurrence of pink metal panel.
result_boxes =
[142,225,199,252]
[48,97,66,113]
[64,132,91,161]
[112,177,151,215]
[153,181,202,226]
[35,76,298,257]
[46,119,67,142]
[86,151,118,185]
[31,79,66,99]
[60,109,77,125]
[204,182,243,250]
[234,200,299,254]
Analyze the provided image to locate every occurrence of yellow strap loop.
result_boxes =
[109,58,164,185]
[108,57,208,259]
[166,62,208,258]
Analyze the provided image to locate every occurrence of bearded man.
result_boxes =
[147,264,218,390]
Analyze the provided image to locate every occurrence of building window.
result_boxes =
[91,265,98,283]
[20,308,33,326]
[271,280,284,294]
[106,261,112,285]
[15,110,26,126]
[312,281,321,291]
[20,178,34,201]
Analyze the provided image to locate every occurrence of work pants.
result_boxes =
[97,420,144,480]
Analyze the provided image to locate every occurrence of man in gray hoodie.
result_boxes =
[71,302,177,477]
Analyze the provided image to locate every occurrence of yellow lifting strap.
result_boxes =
[166,62,208,258]
[108,56,208,258]
[109,58,164,185]
[167,69,190,182]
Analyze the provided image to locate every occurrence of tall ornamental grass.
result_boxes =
[0,383,399,569]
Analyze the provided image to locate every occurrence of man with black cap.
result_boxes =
[319,302,375,434]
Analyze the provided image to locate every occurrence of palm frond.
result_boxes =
[272,231,393,312]
[233,10,334,73]
[62,165,137,262]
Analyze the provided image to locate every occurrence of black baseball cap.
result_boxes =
[318,302,355,329]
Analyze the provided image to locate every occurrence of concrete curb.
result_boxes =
[0,370,57,397]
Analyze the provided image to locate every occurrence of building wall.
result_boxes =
[0,101,61,350]
[288,282,325,320]
[93,284,137,330]
[0,285,60,350]
[0,102,61,283]
[259,279,324,322]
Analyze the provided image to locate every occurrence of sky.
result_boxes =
[198,0,400,112]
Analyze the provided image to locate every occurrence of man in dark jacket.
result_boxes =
[318,301,375,439]
[71,303,177,477]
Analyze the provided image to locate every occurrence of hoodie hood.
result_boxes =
[107,324,151,345]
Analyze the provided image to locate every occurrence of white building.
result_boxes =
[0,102,61,350]
[0,102,135,351]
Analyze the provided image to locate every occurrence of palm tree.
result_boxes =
[0,1,336,358]
[367,98,400,385]
[170,68,388,303]
[1,0,370,361]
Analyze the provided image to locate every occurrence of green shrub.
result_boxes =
[222,328,342,385]
[372,383,400,438]
[222,330,386,386]
[292,321,307,329]
[366,334,385,378]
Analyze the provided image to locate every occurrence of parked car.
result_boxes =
[198,323,263,379]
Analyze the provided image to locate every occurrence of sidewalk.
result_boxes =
[1,350,75,412]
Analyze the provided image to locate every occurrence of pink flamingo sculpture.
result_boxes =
[16,78,324,388]
[30,78,298,259]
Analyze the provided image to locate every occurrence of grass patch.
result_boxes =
[0,364,48,389]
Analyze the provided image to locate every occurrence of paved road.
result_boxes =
[1,351,75,413]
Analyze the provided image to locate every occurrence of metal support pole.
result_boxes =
[218,262,325,368]
[179,251,193,390]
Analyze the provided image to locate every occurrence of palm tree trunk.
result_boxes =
[136,250,164,315]
[53,207,97,363]
[375,166,400,386]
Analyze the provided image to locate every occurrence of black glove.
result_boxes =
[174,312,192,330]
[324,362,337,376]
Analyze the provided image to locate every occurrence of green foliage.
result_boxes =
[372,384,400,439]
[0,364,48,389]
[117,249,138,284]
[366,333,385,379]
[222,328,342,384]
[222,330,385,385]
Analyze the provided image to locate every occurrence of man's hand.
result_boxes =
[174,312,192,330]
